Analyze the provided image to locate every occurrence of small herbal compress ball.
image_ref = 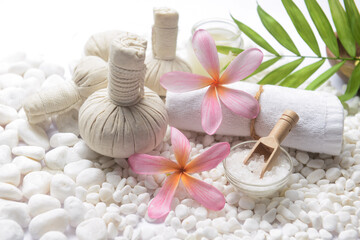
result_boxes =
[79,33,168,158]
[145,7,191,96]
[24,56,107,124]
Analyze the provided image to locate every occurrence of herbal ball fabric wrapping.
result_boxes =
[166,81,344,155]
[79,33,168,158]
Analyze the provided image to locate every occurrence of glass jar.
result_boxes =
[186,18,243,76]
[223,140,293,198]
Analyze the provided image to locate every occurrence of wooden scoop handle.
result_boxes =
[268,110,299,144]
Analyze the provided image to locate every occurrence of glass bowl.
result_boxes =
[223,140,293,198]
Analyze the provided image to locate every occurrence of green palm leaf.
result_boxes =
[306,61,346,90]
[257,5,300,56]
[258,58,304,85]
[216,46,243,55]
[329,0,356,57]
[344,0,360,46]
[282,0,320,56]
[339,64,360,102]
[305,0,339,57]
[279,59,325,88]
[230,15,279,55]
[244,57,281,80]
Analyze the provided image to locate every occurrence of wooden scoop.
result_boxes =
[243,110,299,178]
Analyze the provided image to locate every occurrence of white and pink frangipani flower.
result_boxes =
[128,127,230,219]
[160,29,264,135]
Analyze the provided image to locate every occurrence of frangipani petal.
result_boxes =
[217,86,259,119]
[201,86,222,135]
[160,72,213,93]
[181,173,225,211]
[171,127,191,168]
[185,142,230,173]
[148,172,181,219]
[192,29,220,80]
[128,154,180,174]
[220,48,263,84]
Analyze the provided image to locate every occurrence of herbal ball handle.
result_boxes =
[107,35,147,106]
[268,110,299,144]
[152,7,179,60]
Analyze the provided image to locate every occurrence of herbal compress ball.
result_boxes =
[79,33,169,158]
[145,7,191,96]
[24,56,107,124]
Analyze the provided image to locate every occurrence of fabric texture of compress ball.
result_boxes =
[79,33,168,158]
[144,7,192,96]
[23,56,108,124]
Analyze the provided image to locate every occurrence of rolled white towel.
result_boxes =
[166,81,344,155]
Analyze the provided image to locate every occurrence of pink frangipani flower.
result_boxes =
[128,127,230,219]
[160,29,264,135]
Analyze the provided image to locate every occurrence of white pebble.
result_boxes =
[0,145,11,165]
[12,156,41,174]
[76,217,107,240]
[326,167,341,182]
[50,174,76,203]
[22,171,53,198]
[0,219,24,240]
[120,203,137,215]
[86,193,100,205]
[0,73,22,88]
[39,62,65,77]
[237,210,253,221]
[182,215,196,231]
[64,159,93,180]
[296,151,309,164]
[0,87,25,110]
[12,145,45,161]
[175,204,190,220]
[0,201,30,228]
[307,159,324,168]
[113,185,131,203]
[0,104,17,125]
[278,205,296,221]
[285,189,301,202]
[0,129,18,148]
[24,68,45,81]
[202,135,214,146]
[338,229,358,240]
[226,192,240,205]
[45,146,76,170]
[54,109,79,136]
[39,231,67,240]
[125,214,139,226]
[8,61,31,75]
[76,168,105,189]
[282,223,299,236]
[108,222,118,239]
[0,163,20,186]
[239,196,255,210]
[194,207,208,220]
[306,169,325,184]
[0,182,22,200]
[351,170,360,183]
[99,188,113,202]
[243,218,259,232]
[29,209,69,239]
[322,214,338,231]
[64,196,86,227]
[28,194,61,217]
[262,208,276,223]
[50,132,79,147]
[319,229,333,240]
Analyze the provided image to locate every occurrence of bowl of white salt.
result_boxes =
[224,140,293,197]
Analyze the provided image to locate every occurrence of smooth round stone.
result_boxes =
[39,62,65,77]
[325,168,341,182]
[306,169,325,184]
[22,171,53,199]
[0,87,26,110]
[24,68,46,82]
[76,168,105,189]
[64,160,93,180]
[322,214,338,232]
[0,73,22,88]
[72,140,99,160]
[21,76,42,96]
[45,146,70,170]
[0,104,18,125]
[8,61,31,75]
[29,209,69,239]
[50,174,76,203]
[295,151,309,164]
[175,204,190,220]
[64,196,86,227]
[50,133,79,148]
[0,182,22,200]
[239,196,255,210]
[120,203,137,215]
[12,145,45,160]
[0,145,11,165]
[76,218,107,240]
[182,215,196,231]
[6,119,50,150]
[0,129,18,148]
[0,201,30,228]
[338,229,358,240]
[12,156,41,174]
[28,194,61,217]
[0,163,20,186]
[39,231,67,240]
[243,218,259,232]
[0,219,24,240]
[351,171,360,183]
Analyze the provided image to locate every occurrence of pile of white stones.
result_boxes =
[0,52,359,240]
